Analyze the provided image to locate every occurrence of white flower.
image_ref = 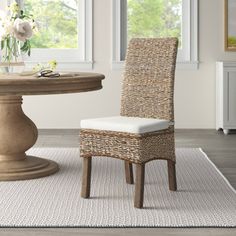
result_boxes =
[3,19,14,35]
[0,10,6,21]
[0,17,14,40]
[13,18,33,42]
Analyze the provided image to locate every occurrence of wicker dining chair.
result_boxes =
[80,38,178,208]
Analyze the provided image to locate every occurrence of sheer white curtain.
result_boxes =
[0,1,7,10]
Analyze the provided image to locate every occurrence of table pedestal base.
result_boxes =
[0,156,59,181]
[0,96,59,181]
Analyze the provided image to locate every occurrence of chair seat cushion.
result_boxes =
[80,116,170,134]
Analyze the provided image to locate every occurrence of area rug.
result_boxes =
[0,148,235,228]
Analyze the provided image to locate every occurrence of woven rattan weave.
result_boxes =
[80,38,178,208]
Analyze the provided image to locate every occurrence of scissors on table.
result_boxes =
[37,69,60,78]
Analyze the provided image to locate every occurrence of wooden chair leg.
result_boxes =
[124,161,134,184]
[81,157,92,198]
[134,163,145,208]
[167,160,177,191]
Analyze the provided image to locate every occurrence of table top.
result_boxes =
[0,72,105,96]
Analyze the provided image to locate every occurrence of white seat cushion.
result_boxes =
[80,116,170,134]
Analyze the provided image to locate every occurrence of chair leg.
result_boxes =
[124,161,134,184]
[134,163,145,208]
[167,160,177,191]
[81,157,92,198]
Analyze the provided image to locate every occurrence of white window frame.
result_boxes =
[16,0,93,70]
[112,0,199,70]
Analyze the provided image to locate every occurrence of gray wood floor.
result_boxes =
[1,129,236,236]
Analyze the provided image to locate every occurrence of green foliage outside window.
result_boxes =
[24,0,78,49]
[127,0,182,46]
[25,0,181,49]
[228,36,236,48]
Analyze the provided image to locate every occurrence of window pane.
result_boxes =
[24,0,79,49]
[127,0,182,45]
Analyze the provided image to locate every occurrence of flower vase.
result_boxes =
[0,38,25,74]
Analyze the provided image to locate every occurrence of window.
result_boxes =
[112,0,198,70]
[24,0,79,49]
[18,0,93,69]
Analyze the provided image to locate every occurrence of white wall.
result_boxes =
[22,0,236,129]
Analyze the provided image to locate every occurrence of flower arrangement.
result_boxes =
[0,1,37,64]
[33,60,58,72]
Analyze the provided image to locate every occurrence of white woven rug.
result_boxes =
[0,148,235,228]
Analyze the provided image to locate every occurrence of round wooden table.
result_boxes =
[0,72,105,181]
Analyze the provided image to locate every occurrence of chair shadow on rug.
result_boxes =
[80,38,178,208]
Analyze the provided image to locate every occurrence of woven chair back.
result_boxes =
[120,38,178,122]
